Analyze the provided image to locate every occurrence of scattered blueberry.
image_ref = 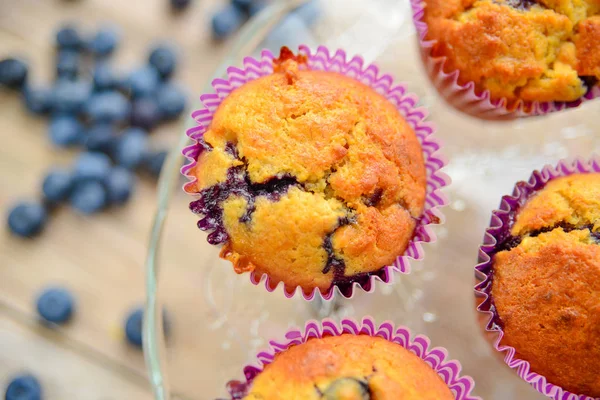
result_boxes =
[4,374,42,400]
[73,152,112,184]
[124,307,170,348]
[143,150,168,178]
[36,287,74,324]
[70,181,108,214]
[48,115,84,147]
[113,128,149,170]
[232,0,253,12]
[56,25,83,50]
[126,67,159,98]
[148,45,177,80]
[42,168,74,203]
[92,63,118,91]
[23,86,53,114]
[7,201,48,238]
[83,124,115,153]
[52,79,91,114]
[106,167,135,205]
[130,97,161,131]
[88,26,119,57]
[170,0,192,11]
[0,58,28,89]
[56,50,81,79]
[212,5,245,39]
[84,91,130,123]
[156,84,186,119]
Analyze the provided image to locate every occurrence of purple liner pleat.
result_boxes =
[181,45,450,301]
[223,317,480,400]
[409,0,600,119]
[474,156,600,400]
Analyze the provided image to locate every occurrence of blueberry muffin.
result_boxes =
[423,0,600,103]
[492,173,600,397]
[188,49,427,293]
[242,334,454,400]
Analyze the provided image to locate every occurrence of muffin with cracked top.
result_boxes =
[491,173,600,398]
[186,49,427,294]
[241,334,454,400]
[423,0,600,104]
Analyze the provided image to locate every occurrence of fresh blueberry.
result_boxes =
[52,79,91,114]
[36,287,74,324]
[112,128,149,170]
[148,45,177,80]
[106,167,135,205]
[156,84,186,119]
[93,63,118,91]
[7,201,48,238]
[73,152,112,184]
[42,168,74,203]
[88,26,119,57]
[84,91,130,123]
[232,0,253,12]
[56,25,83,50]
[124,307,170,348]
[143,150,168,178]
[83,124,115,153]
[130,97,161,130]
[4,374,42,400]
[70,181,108,214]
[211,5,245,39]
[56,50,80,79]
[170,0,191,11]
[0,58,28,89]
[23,86,53,114]
[126,67,159,98]
[48,115,84,147]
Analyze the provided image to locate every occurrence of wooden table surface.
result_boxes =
[0,0,229,398]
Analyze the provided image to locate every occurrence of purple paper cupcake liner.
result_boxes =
[410,0,600,119]
[223,317,480,400]
[474,156,600,400]
[181,45,450,301]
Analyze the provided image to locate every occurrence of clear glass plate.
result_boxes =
[144,1,600,399]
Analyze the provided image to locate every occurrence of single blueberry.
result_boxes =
[124,307,170,348]
[42,168,74,203]
[0,58,28,89]
[48,115,84,147]
[7,202,48,238]
[83,124,115,153]
[52,79,91,114]
[142,150,168,178]
[106,167,135,205]
[88,26,119,57]
[93,63,119,91]
[56,25,83,50]
[70,181,108,214]
[155,84,186,119]
[56,50,81,79]
[84,91,130,123]
[23,86,53,114]
[211,5,245,39]
[36,287,74,324]
[170,0,191,11]
[73,152,112,184]
[4,374,42,400]
[148,45,177,80]
[126,67,159,98]
[130,97,162,131]
[112,128,149,170]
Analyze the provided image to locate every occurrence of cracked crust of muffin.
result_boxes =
[492,173,600,398]
[242,334,454,400]
[423,0,600,104]
[191,49,427,294]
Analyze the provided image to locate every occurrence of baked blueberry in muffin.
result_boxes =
[240,334,454,399]
[423,0,600,103]
[492,173,600,397]
[187,49,427,294]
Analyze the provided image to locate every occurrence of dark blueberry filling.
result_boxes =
[224,141,239,158]
[581,76,599,95]
[322,216,355,276]
[495,222,599,252]
[363,188,383,207]
[318,377,371,400]
[502,0,537,10]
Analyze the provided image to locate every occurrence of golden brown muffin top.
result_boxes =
[492,173,600,397]
[191,53,426,293]
[243,334,454,400]
[424,0,600,104]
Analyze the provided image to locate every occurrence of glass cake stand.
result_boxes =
[144,1,600,399]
